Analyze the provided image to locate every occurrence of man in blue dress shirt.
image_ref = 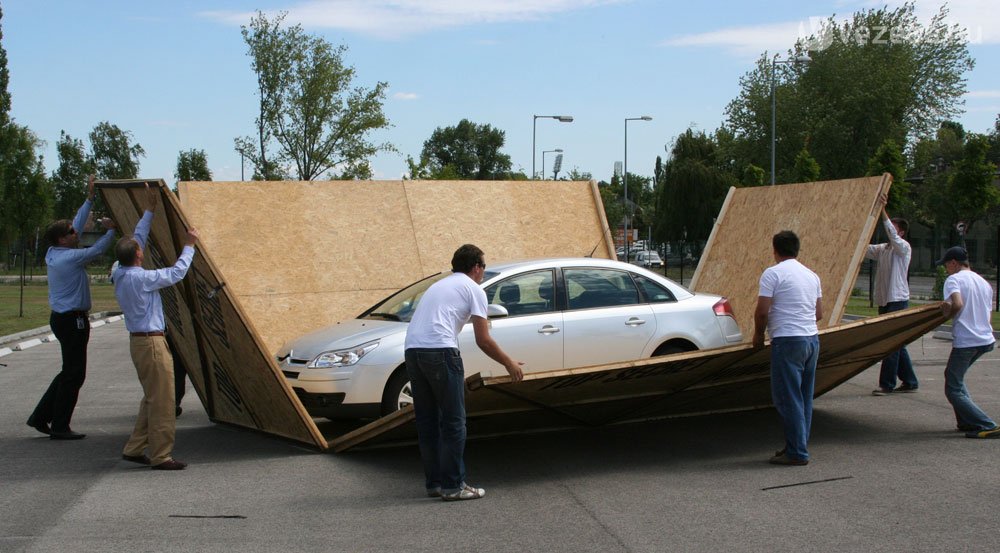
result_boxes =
[28,175,116,440]
[113,184,198,470]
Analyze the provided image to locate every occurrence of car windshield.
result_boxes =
[361,269,500,322]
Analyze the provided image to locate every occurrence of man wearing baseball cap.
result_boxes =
[938,246,999,438]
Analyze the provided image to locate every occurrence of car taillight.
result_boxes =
[713,298,735,318]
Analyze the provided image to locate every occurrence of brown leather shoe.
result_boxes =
[151,459,187,471]
[122,454,151,465]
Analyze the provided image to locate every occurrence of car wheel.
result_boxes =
[381,369,413,416]
[652,344,692,357]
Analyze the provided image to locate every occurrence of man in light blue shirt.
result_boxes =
[113,184,198,470]
[28,175,116,440]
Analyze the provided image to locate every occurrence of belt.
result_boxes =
[54,310,89,317]
[130,331,165,337]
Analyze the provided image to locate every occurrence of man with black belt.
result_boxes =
[28,175,116,440]
[112,184,198,470]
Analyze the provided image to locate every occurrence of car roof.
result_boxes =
[481,257,694,298]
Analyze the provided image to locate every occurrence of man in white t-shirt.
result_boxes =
[938,246,999,439]
[404,244,524,501]
[865,195,918,395]
[753,231,823,465]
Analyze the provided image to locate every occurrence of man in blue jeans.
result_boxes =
[938,246,1000,438]
[753,231,823,466]
[866,195,918,395]
[404,244,523,501]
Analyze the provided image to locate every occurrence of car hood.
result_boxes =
[277,318,406,360]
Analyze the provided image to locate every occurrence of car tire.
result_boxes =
[652,344,692,357]
[381,369,413,416]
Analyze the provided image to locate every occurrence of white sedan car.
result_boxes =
[275,257,743,419]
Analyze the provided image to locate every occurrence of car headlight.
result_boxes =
[308,340,379,368]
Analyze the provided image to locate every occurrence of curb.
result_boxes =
[0,311,123,351]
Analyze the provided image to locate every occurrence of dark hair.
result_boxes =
[772,230,800,258]
[115,236,140,266]
[451,244,484,274]
[890,217,909,237]
[45,219,73,246]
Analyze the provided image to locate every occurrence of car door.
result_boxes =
[561,267,656,369]
[457,269,563,378]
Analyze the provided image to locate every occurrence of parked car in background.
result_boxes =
[633,250,663,269]
[275,257,743,420]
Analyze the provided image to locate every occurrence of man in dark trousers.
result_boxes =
[28,175,116,440]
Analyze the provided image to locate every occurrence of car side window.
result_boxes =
[484,270,555,317]
[633,274,676,303]
[564,268,640,310]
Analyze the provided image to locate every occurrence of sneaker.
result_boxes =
[871,387,893,396]
[895,384,918,393]
[965,427,1000,439]
[441,484,486,501]
[768,453,808,466]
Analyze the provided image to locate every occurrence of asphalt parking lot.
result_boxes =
[2,318,999,553]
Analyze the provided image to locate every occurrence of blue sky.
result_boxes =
[3,0,998,183]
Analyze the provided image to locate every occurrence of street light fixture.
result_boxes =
[533,115,573,179]
[542,149,563,181]
[770,53,810,185]
[624,115,652,260]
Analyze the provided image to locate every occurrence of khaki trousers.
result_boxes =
[123,335,175,465]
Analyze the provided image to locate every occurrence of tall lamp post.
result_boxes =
[533,115,573,179]
[624,115,652,260]
[542,149,563,181]
[770,53,810,185]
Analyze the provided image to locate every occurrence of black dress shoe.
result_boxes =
[122,453,151,465]
[26,417,51,435]
[151,459,187,470]
[50,429,86,440]
[175,405,183,417]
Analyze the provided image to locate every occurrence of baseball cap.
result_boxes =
[935,246,968,266]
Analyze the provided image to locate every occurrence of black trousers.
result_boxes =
[31,311,90,432]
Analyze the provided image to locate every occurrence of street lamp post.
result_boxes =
[542,149,563,181]
[770,53,810,185]
[533,115,573,179]
[624,116,652,260]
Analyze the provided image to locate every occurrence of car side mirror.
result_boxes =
[487,304,509,319]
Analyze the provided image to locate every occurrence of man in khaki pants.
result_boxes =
[112,184,198,470]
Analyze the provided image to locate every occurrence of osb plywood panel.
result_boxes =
[98,180,326,449]
[331,303,944,451]
[689,175,891,338]
[179,180,612,353]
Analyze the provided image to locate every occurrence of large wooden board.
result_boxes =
[330,304,945,451]
[690,175,892,337]
[98,180,326,449]
[178,180,613,354]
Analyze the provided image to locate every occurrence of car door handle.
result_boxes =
[625,317,646,327]
[538,325,561,335]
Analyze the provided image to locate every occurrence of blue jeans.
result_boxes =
[877,300,918,390]
[944,343,996,431]
[405,348,467,494]
[770,335,820,461]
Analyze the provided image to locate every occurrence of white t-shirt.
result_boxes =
[759,258,822,338]
[404,272,487,349]
[944,269,996,348]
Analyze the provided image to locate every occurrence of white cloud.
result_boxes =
[201,0,624,39]
[393,91,419,100]
[967,90,1000,98]
[661,20,816,58]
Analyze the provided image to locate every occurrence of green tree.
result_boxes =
[237,11,392,181]
[866,138,909,212]
[175,149,212,182]
[741,164,765,187]
[791,147,820,182]
[414,119,513,179]
[0,124,52,258]
[89,121,145,179]
[655,129,736,252]
[0,5,10,129]
[945,134,999,237]
[725,3,974,182]
[51,131,95,219]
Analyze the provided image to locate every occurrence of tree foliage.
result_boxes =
[237,11,392,180]
[89,121,144,179]
[792,147,820,183]
[724,3,974,183]
[0,124,51,246]
[51,131,95,219]
[866,138,909,211]
[945,134,999,234]
[175,149,212,182]
[410,119,513,179]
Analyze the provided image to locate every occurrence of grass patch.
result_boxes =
[845,296,1000,331]
[1,282,120,337]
